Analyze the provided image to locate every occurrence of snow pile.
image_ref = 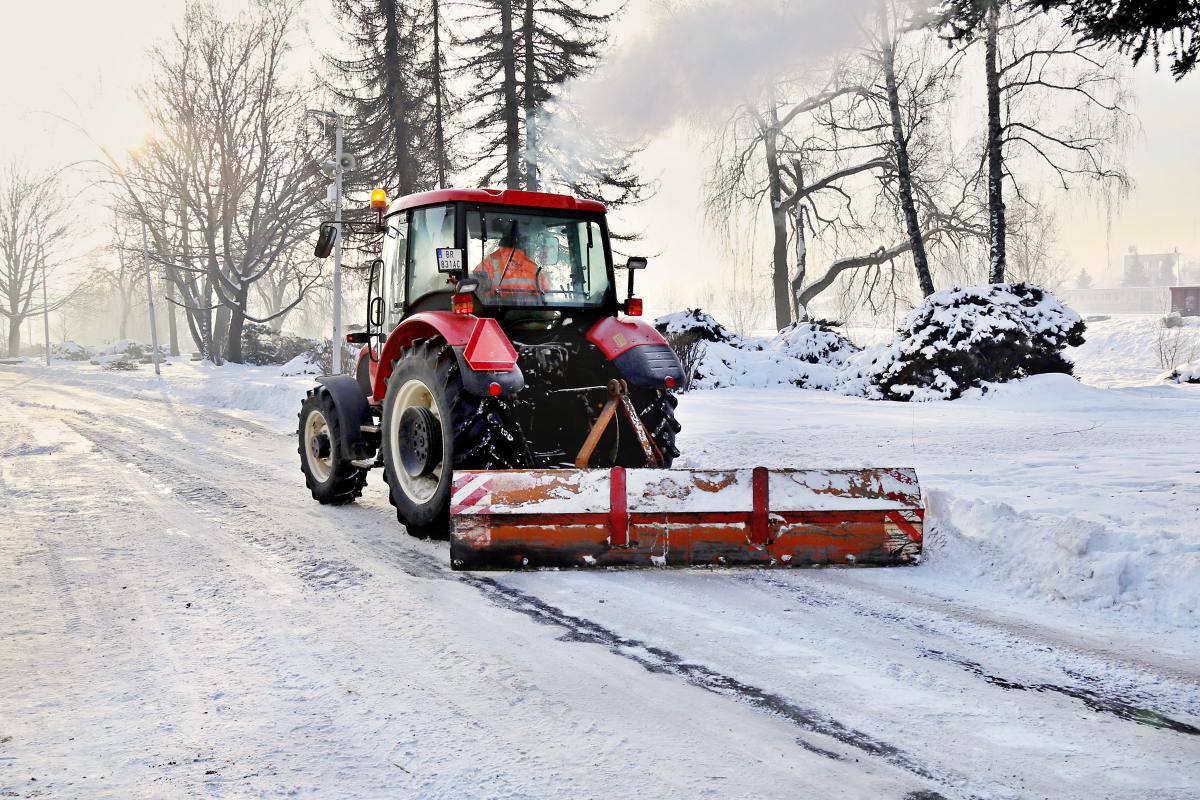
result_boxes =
[655,309,858,390]
[840,283,1085,401]
[280,352,323,376]
[1166,359,1200,384]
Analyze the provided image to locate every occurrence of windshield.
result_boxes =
[466,210,610,307]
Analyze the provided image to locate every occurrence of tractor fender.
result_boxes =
[373,311,524,400]
[354,344,375,398]
[587,317,684,389]
[314,374,375,460]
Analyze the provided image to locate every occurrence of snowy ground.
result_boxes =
[2,315,1198,799]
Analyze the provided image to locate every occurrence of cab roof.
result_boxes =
[386,188,607,216]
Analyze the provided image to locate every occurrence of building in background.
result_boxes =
[1123,247,1180,287]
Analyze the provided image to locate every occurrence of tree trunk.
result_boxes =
[522,0,539,191]
[118,292,130,340]
[6,316,20,358]
[224,293,247,364]
[165,279,180,356]
[500,0,522,189]
[763,96,791,331]
[790,161,808,320]
[213,305,230,366]
[984,0,1006,284]
[431,0,448,188]
[880,2,935,297]
[382,0,417,195]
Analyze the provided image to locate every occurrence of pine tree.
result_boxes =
[328,0,453,197]
[456,0,649,208]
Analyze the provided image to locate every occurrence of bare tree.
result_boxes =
[706,71,880,330]
[0,164,73,357]
[93,214,145,340]
[104,1,325,364]
[939,2,1132,282]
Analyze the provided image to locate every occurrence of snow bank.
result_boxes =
[9,358,316,433]
[926,490,1199,628]
[655,309,858,390]
[1066,315,1200,387]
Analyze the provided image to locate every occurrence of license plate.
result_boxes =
[436,247,464,273]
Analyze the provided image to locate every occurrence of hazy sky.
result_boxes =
[3,0,1198,319]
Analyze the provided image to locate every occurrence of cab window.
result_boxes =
[381,213,408,328]
[407,205,456,301]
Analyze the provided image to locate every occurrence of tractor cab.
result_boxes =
[369,189,628,334]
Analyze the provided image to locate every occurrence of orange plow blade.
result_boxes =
[449,467,923,570]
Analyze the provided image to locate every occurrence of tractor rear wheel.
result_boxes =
[298,389,369,504]
[381,341,529,539]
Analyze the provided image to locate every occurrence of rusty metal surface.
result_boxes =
[449,466,924,571]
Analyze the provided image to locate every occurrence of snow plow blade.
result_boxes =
[449,467,923,570]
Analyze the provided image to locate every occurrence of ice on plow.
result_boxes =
[449,467,923,570]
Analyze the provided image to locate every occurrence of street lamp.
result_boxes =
[308,109,347,374]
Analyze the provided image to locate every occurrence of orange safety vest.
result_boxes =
[473,247,550,299]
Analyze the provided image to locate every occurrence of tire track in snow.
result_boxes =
[733,571,1200,728]
[58,418,372,594]
[459,574,961,797]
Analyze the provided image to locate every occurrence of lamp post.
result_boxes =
[39,242,50,366]
[142,222,161,376]
[308,109,345,374]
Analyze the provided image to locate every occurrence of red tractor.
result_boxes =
[298,187,924,570]
[298,188,684,538]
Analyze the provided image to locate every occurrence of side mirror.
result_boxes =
[625,256,648,270]
[314,223,337,258]
[369,296,384,327]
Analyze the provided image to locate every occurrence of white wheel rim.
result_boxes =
[304,409,333,483]
[390,378,444,504]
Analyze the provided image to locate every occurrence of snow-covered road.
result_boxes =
[1,366,1198,799]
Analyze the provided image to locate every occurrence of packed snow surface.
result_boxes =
[2,315,1198,799]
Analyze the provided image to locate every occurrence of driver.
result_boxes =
[473,224,551,301]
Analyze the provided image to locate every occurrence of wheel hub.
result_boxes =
[398,406,442,478]
[310,432,332,460]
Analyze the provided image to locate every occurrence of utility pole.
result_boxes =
[40,242,50,366]
[332,111,344,374]
[142,222,162,376]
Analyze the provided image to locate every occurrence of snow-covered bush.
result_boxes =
[654,309,858,390]
[102,358,141,371]
[51,341,92,361]
[241,323,320,366]
[843,283,1085,401]
[1165,360,1200,384]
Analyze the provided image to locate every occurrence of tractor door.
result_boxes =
[406,204,458,312]
[381,212,409,330]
